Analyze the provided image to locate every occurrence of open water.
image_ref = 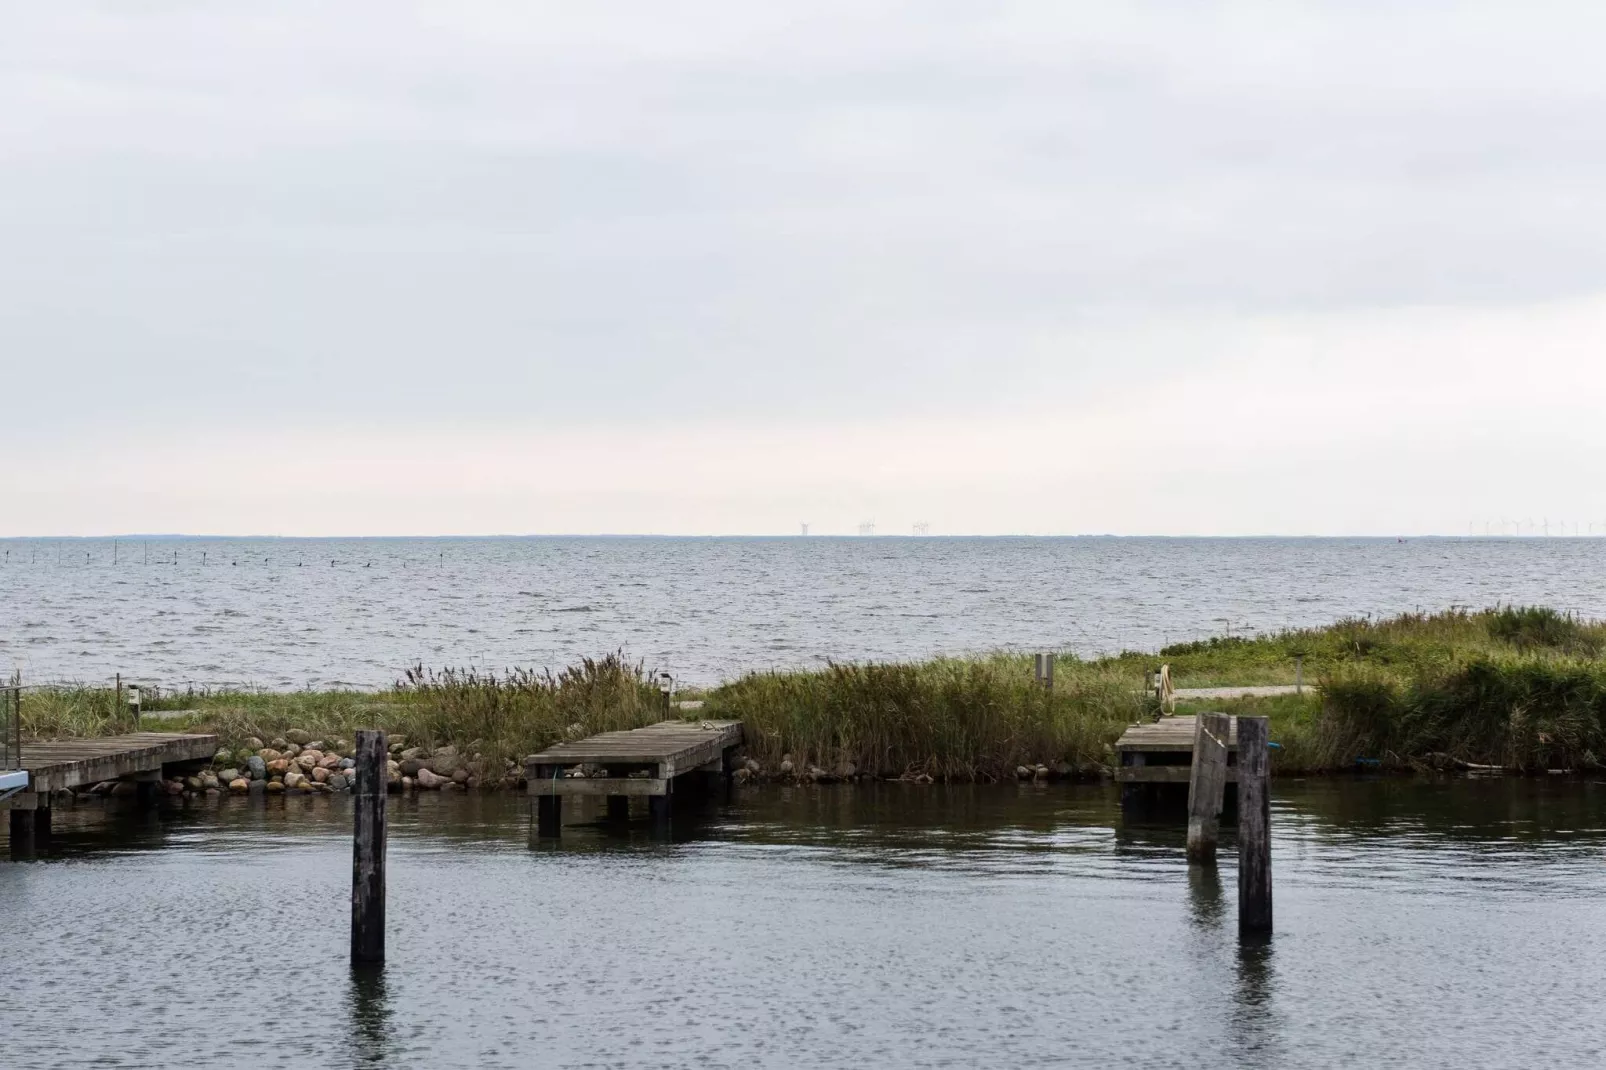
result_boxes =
[3,779,1605,1068]
[3,536,1605,688]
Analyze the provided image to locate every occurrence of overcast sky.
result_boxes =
[4,1,1606,535]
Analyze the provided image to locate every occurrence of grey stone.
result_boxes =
[328,774,348,791]
[218,768,241,783]
[340,758,356,769]
[285,729,313,745]
[245,756,267,780]
[779,759,794,775]
[244,737,265,750]
[247,778,266,795]
[400,759,424,777]
[415,767,448,789]
[430,752,463,778]
[399,747,424,762]
[268,737,288,750]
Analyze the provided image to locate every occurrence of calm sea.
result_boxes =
[3,780,1605,1067]
[2,536,1604,688]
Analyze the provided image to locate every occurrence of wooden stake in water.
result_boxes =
[1237,715,1272,935]
[351,729,388,965]
[1185,712,1231,864]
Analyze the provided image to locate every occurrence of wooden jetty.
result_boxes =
[1115,715,1238,812]
[525,720,743,837]
[2,732,219,814]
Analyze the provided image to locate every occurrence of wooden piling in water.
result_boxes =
[1236,715,1272,935]
[1185,712,1231,864]
[351,729,388,966]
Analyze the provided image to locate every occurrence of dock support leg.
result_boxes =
[1237,716,1272,937]
[33,804,51,841]
[9,807,34,854]
[604,766,631,822]
[1120,752,1146,817]
[648,792,671,835]
[721,747,735,803]
[351,729,388,966]
[533,765,562,838]
[1186,712,1231,865]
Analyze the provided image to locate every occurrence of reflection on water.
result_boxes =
[1232,938,1279,1065]
[4,777,1606,1067]
[1187,864,1225,929]
[349,967,393,1068]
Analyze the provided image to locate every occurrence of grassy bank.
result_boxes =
[17,607,1606,779]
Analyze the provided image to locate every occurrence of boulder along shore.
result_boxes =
[59,727,1108,803]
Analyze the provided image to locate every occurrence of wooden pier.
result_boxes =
[525,720,743,837]
[1115,715,1238,811]
[1,732,219,810]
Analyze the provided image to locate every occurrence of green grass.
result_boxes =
[16,606,1606,778]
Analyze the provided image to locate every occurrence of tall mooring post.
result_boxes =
[1185,712,1231,864]
[351,729,388,966]
[1236,715,1272,936]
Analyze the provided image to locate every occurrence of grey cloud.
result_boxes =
[4,1,1605,432]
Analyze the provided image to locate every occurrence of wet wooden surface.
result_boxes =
[14,732,220,794]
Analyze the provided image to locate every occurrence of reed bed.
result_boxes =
[704,655,1144,780]
[15,606,1606,778]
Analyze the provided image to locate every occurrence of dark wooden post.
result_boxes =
[9,808,33,850]
[1186,712,1231,864]
[1237,715,1272,936]
[1034,653,1054,691]
[605,765,630,822]
[351,729,388,965]
[648,789,671,834]
[1119,751,1146,816]
[533,764,562,838]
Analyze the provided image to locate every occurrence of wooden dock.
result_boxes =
[1,732,220,808]
[524,720,743,836]
[1115,715,1237,812]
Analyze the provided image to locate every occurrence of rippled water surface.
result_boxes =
[3,536,1605,687]
[3,780,1606,1068]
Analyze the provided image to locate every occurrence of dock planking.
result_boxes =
[3,732,220,802]
[524,720,743,837]
[1115,715,1238,815]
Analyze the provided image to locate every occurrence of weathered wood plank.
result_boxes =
[525,721,742,768]
[1115,716,1239,753]
[1237,715,1273,935]
[18,732,220,793]
[526,777,669,798]
[1186,712,1232,865]
[351,729,388,966]
[1116,765,1239,784]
